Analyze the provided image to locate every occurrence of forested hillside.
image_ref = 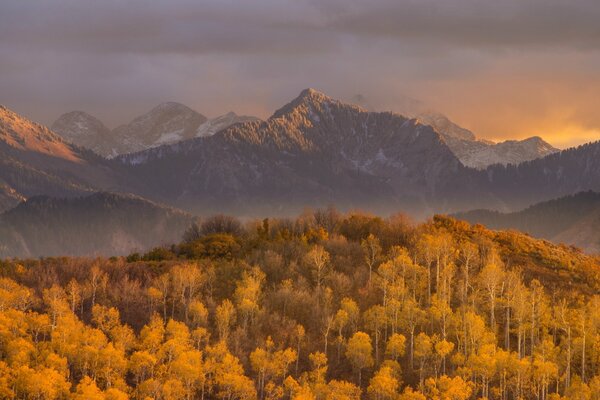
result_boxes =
[0,211,599,399]
[454,191,600,253]
[0,192,195,258]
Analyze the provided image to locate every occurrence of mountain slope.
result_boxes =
[0,192,195,258]
[0,105,127,212]
[453,191,600,253]
[118,89,478,215]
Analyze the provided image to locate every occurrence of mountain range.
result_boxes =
[2,88,600,256]
[353,95,559,169]
[51,103,259,157]
[113,89,574,215]
[117,88,474,215]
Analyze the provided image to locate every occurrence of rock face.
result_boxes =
[118,89,478,215]
[0,192,195,257]
[453,191,600,253]
[0,105,126,212]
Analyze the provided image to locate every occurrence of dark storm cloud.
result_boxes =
[1,0,600,147]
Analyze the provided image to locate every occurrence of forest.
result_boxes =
[1,210,600,400]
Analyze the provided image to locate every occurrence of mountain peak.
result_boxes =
[52,111,110,136]
[298,87,327,99]
[271,88,353,120]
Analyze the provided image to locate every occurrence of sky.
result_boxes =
[1,0,600,148]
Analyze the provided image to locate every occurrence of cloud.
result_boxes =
[317,0,600,50]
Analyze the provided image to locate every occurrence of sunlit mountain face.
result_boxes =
[3,2,600,399]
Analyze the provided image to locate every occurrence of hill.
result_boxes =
[0,192,195,258]
[453,191,600,253]
[0,211,598,398]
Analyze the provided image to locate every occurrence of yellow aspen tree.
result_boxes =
[346,332,374,386]
[73,376,105,400]
[326,380,362,400]
[215,299,236,344]
[361,234,382,288]
[367,366,399,400]
[305,245,330,293]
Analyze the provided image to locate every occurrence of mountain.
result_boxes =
[453,191,600,253]
[0,192,195,258]
[415,111,479,142]
[52,105,260,157]
[441,134,558,170]
[383,98,559,169]
[0,105,127,213]
[118,88,483,216]
[51,111,117,157]
[108,102,207,155]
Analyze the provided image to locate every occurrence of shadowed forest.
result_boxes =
[1,210,599,400]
